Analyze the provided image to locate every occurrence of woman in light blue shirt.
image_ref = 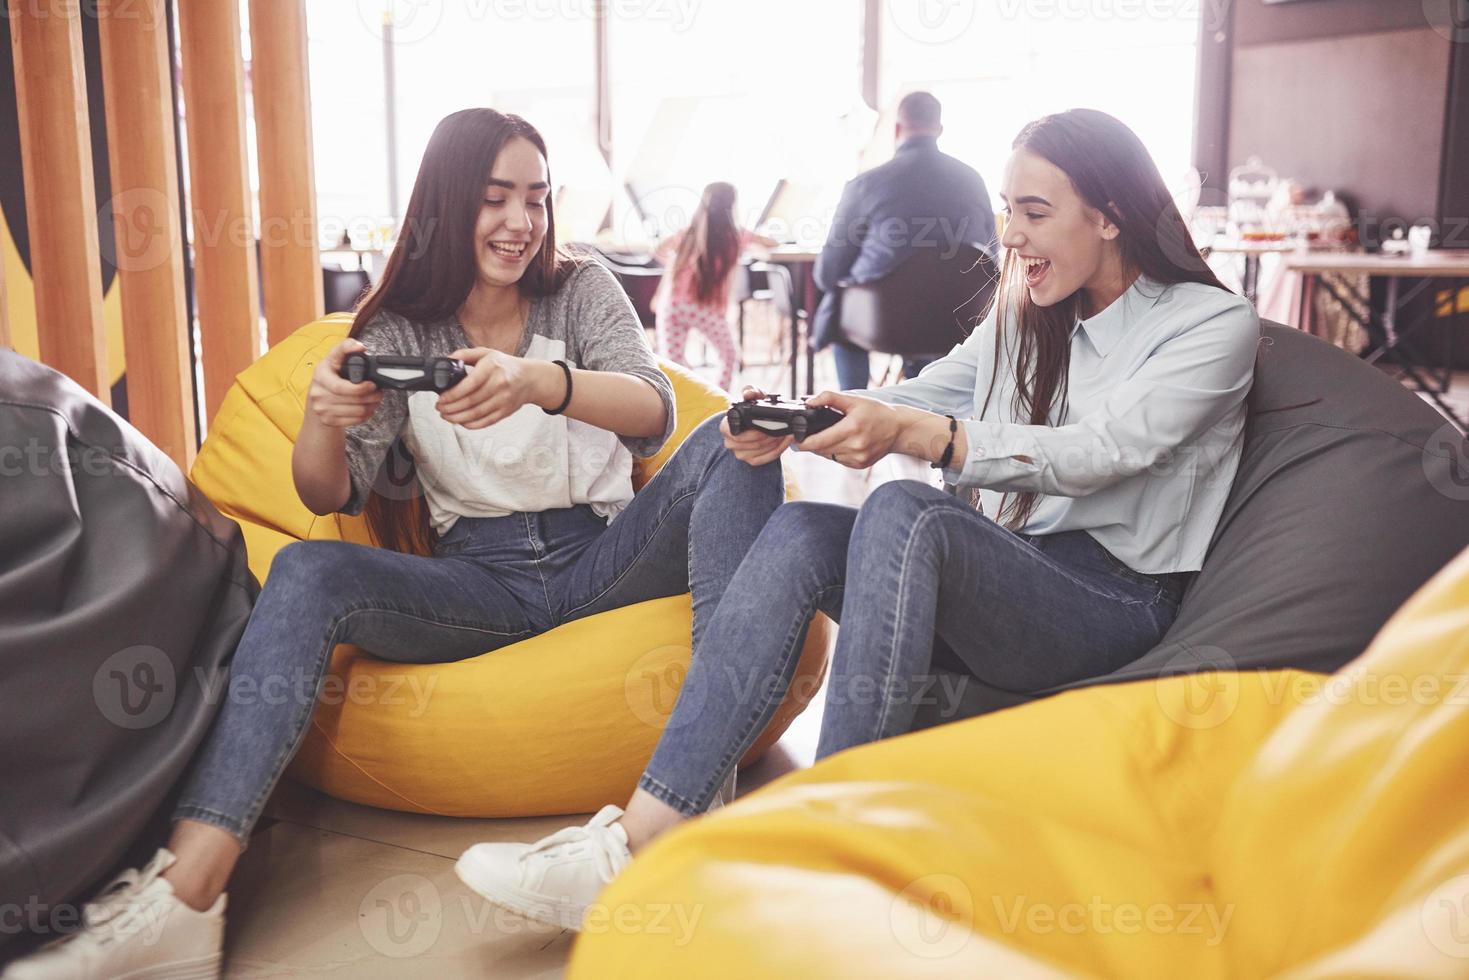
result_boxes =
[453,109,1260,929]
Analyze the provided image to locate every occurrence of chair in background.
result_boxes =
[588,248,664,332]
[836,245,997,385]
[731,261,779,374]
[759,261,811,398]
[322,267,371,314]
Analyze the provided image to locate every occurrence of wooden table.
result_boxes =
[1203,240,1298,306]
[764,247,821,264]
[1284,250,1469,429]
[763,247,821,397]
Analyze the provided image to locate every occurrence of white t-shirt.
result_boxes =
[341,260,677,535]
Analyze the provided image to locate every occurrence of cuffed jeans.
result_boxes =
[173,414,783,845]
[637,478,1192,815]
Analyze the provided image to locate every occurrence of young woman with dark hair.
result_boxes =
[3,108,790,978]
[458,108,1260,929]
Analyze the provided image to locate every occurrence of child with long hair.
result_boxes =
[653,182,778,391]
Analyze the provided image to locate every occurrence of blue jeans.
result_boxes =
[831,341,933,392]
[173,414,783,844]
[638,479,1191,815]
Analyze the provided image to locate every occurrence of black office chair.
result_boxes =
[836,245,997,382]
[322,267,371,314]
[587,250,664,331]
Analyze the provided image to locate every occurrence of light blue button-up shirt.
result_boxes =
[856,275,1261,573]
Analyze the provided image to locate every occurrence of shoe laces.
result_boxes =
[521,806,630,883]
[62,850,175,948]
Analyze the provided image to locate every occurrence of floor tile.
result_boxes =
[262,780,585,862]
[226,822,574,979]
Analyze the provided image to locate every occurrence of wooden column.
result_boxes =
[178,0,260,426]
[250,0,323,346]
[10,2,108,399]
[97,0,197,468]
[0,218,9,349]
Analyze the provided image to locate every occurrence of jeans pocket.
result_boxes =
[1093,546,1167,603]
[433,519,472,557]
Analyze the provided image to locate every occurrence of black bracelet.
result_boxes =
[931,414,958,470]
[542,359,573,415]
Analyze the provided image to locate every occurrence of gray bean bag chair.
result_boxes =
[0,350,255,954]
[916,321,1469,726]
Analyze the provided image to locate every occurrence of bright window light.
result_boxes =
[299,1,1202,249]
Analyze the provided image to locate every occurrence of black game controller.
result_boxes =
[726,394,845,442]
[340,353,468,393]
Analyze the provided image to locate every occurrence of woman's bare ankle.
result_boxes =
[161,820,243,912]
[618,789,688,854]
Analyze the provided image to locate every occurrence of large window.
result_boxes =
[297,2,1203,249]
[388,4,603,240]
[605,1,864,246]
[879,0,1202,208]
[301,2,392,248]
[304,1,603,245]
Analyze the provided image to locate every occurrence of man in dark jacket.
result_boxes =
[813,91,998,392]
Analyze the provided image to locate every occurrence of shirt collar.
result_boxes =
[895,135,939,154]
[1070,274,1161,357]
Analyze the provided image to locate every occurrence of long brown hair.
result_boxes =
[672,182,741,304]
[349,108,571,555]
[980,108,1230,530]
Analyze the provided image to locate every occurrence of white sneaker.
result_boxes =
[0,849,224,980]
[454,805,631,931]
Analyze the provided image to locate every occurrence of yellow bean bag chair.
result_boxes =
[190,314,830,817]
[570,544,1469,978]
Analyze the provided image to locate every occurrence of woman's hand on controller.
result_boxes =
[793,391,903,469]
[721,385,793,466]
[438,347,541,429]
[307,339,384,429]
